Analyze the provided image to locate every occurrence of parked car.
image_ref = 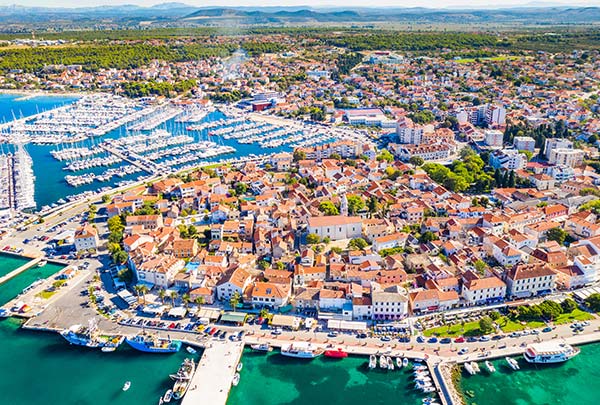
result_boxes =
[427,337,438,344]
[454,337,465,343]
[458,348,469,355]
[440,338,452,344]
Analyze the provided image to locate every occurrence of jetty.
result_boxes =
[0,256,42,285]
[182,340,244,405]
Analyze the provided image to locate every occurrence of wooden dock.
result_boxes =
[182,340,244,405]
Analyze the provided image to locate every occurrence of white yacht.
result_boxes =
[485,361,496,373]
[505,357,520,370]
[464,362,476,375]
[524,341,580,364]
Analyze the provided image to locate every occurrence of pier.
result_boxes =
[98,144,156,175]
[0,256,42,285]
[182,340,244,405]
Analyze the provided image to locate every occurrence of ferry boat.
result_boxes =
[250,343,272,352]
[523,341,580,364]
[280,343,323,359]
[60,319,124,350]
[171,358,195,400]
[125,334,182,353]
[324,348,348,359]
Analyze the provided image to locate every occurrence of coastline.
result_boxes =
[0,89,94,99]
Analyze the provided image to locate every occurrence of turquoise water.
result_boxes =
[228,350,426,405]
[0,261,65,304]
[460,346,600,405]
[0,252,30,278]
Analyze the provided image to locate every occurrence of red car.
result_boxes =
[454,337,465,343]
[168,323,176,329]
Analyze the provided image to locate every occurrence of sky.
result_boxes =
[2,0,600,8]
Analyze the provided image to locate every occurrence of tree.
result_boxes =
[306,233,320,245]
[182,293,191,309]
[139,284,149,304]
[230,291,241,309]
[158,288,166,304]
[259,308,270,319]
[194,296,205,306]
[473,259,487,276]
[367,196,378,214]
[585,293,600,311]
[538,300,563,321]
[546,227,567,245]
[409,156,425,166]
[293,149,306,162]
[561,298,577,313]
[319,200,339,216]
[508,170,516,188]
[348,238,368,250]
[187,225,198,238]
[330,153,341,160]
[234,182,248,195]
[489,311,501,321]
[347,195,365,215]
[376,149,394,163]
[258,260,270,270]
[419,231,438,244]
[169,290,178,307]
[102,195,111,203]
[275,261,285,270]
[112,250,128,265]
[479,316,494,334]
[134,285,143,302]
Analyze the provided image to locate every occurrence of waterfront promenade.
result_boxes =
[182,340,244,405]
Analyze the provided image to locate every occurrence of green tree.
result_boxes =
[169,290,178,307]
[234,182,248,195]
[546,227,567,245]
[478,316,494,334]
[229,291,241,309]
[306,233,320,245]
[347,195,365,215]
[489,311,501,321]
[293,149,306,162]
[419,231,438,244]
[376,149,394,163]
[182,293,191,309]
[319,201,339,216]
[348,238,368,250]
[409,156,425,166]
[585,293,600,311]
[158,289,166,304]
[112,250,128,265]
[473,259,487,276]
[561,298,577,313]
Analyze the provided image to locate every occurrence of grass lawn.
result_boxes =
[36,290,57,299]
[554,309,594,325]
[454,55,520,64]
[497,316,545,333]
[423,320,484,337]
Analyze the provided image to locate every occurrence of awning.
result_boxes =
[327,319,367,331]
[196,307,221,320]
[219,312,247,324]
[271,314,301,329]
[168,306,188,318]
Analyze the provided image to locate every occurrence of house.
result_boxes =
[171,239,199,258]
[372,232,408,252]
[307,216,362,241]
[505,263,556,299]
[216,267,252,301]
[74,224,99,253]
[250,282,291,309]
[134,255,185,289]
[126,215,163,230]
[319,289,347,311]
[372,290,408,320]
[408,288,459,314]
[461,271,506,306]
[189,286,214,305]
[352,296,373,320]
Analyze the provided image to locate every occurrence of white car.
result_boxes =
[458,348,469,355]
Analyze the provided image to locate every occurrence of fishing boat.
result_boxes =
[485,361,496,373]
[280,343,323,359]
[122,381,131,391]
[125,334,182,353]
[171,358,195,400]
[524,341,580,364]
[186,346,197,355]
[505,357,520,370]
[237,362,243,372]
[324,348,348,359]
[163,389,172,403]
[60,319,124,350]
[369,354,377,369]
[250,343,272,352]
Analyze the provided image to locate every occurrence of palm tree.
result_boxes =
[139,285,149,305]
[182,293,191,309]
[170,290,178,307]
[158,288,166,304]
[194,296,205,307]
[133,285,143,303]
[229,291,241,310]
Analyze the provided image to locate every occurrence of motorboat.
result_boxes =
[369,354,377,369]
[280,343,323,359]
[237,362,243,372]
[163,389,172,403]
[470,362,480,373]
[387,358,395,371]
[251,343,272,352]
[505,357,520,370]
[122,381,131,391]
[485,361,496,373]
[186,346,197,355]
[464,362,476,375]
[403,358,409,367]
[125,334,182,353]
[171,359,195,400]
[324,348,348,359]
[101,346,116,353]
[232,373,240,386]
[379,355,388,369]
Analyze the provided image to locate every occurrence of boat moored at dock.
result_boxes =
[524,341,580,364]
[280,343,323,359]
[171,358,196,401]
[60,319,124,350]
[125,334,182,353]
[324,348,348,359]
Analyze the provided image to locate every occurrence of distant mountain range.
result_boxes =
[0,4,600,26]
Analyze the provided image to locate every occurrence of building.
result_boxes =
[489,149,527,171]
[389,143,452,162]
[372,290,408,320]
[396,117,434,144]
[307,216,362,241]
[343,108,396,128]
[216,267,252,301]
[134,255,185,288]
[548,148,584,168]
[513,136,536,152]
[484,130,504,148]
[250,282,291,309]
[74,224,99,253]
[409,289,459,314]
[544,138,573,160]
[125,215,163,230]
[505,263,557,298]
[461,271,506,306]
[171,239,199,258]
